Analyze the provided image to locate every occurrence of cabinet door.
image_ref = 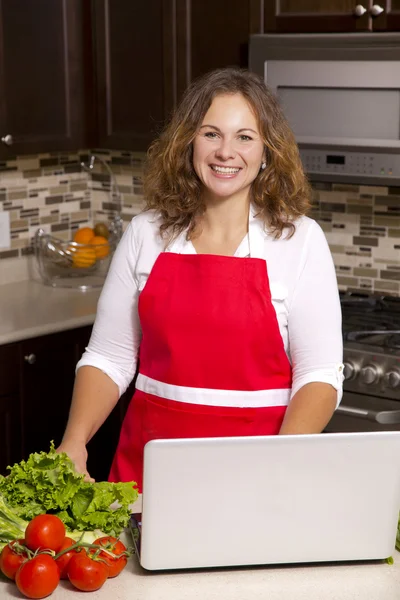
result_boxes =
[20,329,82,458]
[372,0,400,30]
[86,377,134,483]
[93,0,264,151]
[174,0,263,98]
[0,344,22,475]
[0,394,22,476]
[264,0,371,33]
[0,0,87,159]
[74,323,134,482]
[93,0,170,151]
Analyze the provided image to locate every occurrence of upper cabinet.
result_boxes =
[264,1,400,33]
[0,0,87,159]
[92,0,263,150]
[174,0,263,95]
[93,0,168,150]
[1,1,399,157]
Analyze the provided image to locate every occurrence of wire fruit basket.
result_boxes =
[34,218,122,290]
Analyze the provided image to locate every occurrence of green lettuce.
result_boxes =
[0,443,138,536]
[0,494,29,550]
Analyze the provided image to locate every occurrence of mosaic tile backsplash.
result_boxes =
[0,150,399,295]
[310,183,399,296]
[0,149,146,283]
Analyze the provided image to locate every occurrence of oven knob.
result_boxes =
[384,370,400,389]
[343,361,358,381]
[360,365,380,385]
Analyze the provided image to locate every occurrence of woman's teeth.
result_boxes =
[210,165,240,174]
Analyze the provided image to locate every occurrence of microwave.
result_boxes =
[249,33,400,186]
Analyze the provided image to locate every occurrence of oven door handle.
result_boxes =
[336,405,400,425]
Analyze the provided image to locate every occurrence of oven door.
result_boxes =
[325,391,400,433]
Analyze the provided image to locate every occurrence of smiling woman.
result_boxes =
[193,95,264,207]
[57,68,343,491]
[144,68,311,244]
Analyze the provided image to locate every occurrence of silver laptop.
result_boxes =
[130,432,400,570]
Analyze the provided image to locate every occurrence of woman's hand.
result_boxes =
[56,440,95,483]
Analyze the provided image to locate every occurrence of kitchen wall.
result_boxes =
[311,183,399,296]
[0,150,145,284]
[0,151,399,295]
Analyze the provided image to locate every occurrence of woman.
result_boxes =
[58,68,343,489]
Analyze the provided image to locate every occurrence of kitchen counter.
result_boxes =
[1,497,399,599]
[1,547,399,600]
[0,280,101,345]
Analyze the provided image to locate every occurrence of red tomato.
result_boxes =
[16,554,60,599]
[55,537,79,580]
[25,514,66,552]
[0,539,28,580]
[92,536,128,578]
[68,551,108,592]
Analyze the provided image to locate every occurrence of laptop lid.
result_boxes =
[139,432,400,570]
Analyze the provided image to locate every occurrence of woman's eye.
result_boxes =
[204,132,218,139]
[239,135,252,141]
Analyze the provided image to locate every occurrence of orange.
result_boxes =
[90,235,110,259]
[68,245,97,268]
[73,227,95,244]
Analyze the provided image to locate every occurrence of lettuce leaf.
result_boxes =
[0,443,138,536]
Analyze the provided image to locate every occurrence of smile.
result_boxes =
[210,165,241,175]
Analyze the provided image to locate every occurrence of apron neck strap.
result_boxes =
[248,205,266,260]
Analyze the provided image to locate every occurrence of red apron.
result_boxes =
[109,244,292,491]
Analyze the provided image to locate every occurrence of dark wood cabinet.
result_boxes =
[373,0,400,31]
[93,0,168,150]
[0,325,132,481]
[19,328,89,458]
[1,1,399,156]
[92,0,264,150]
[264,1,399,33]
[0,0,88,159]
[174,0,263,97]
[0,344,22,475]
[86,376,133,482]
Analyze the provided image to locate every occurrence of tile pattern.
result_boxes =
[0,150,146,261]
[1,152,399,295]
[311,183,400,296]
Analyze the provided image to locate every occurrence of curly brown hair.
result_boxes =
[143,67,311,241]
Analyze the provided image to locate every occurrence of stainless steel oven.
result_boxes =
[249,32,400,188]
[325,294,400,433]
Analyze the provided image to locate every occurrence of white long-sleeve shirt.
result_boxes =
[77,207,344,406]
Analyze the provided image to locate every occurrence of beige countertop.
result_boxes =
[1,497,400,599]
[1,547,399,600]
[0,280,101,345]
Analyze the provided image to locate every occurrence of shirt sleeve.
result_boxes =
[287,221,344,408]
[76,221,142,397]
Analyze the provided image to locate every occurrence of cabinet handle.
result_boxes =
[369,4,384,17]
[1,134,13,146]
[24,354,36,365]
[353,4,367,17]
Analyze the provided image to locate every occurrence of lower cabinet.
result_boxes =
[0,393,22,476]
[20,328,89,458]
[87,378,134,482]
[0,344,22,475]
[0,325,133,481]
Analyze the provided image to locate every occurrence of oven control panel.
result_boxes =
[300,149,400,180]
[343,348,400,401]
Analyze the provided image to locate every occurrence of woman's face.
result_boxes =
[192,93,265,203]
